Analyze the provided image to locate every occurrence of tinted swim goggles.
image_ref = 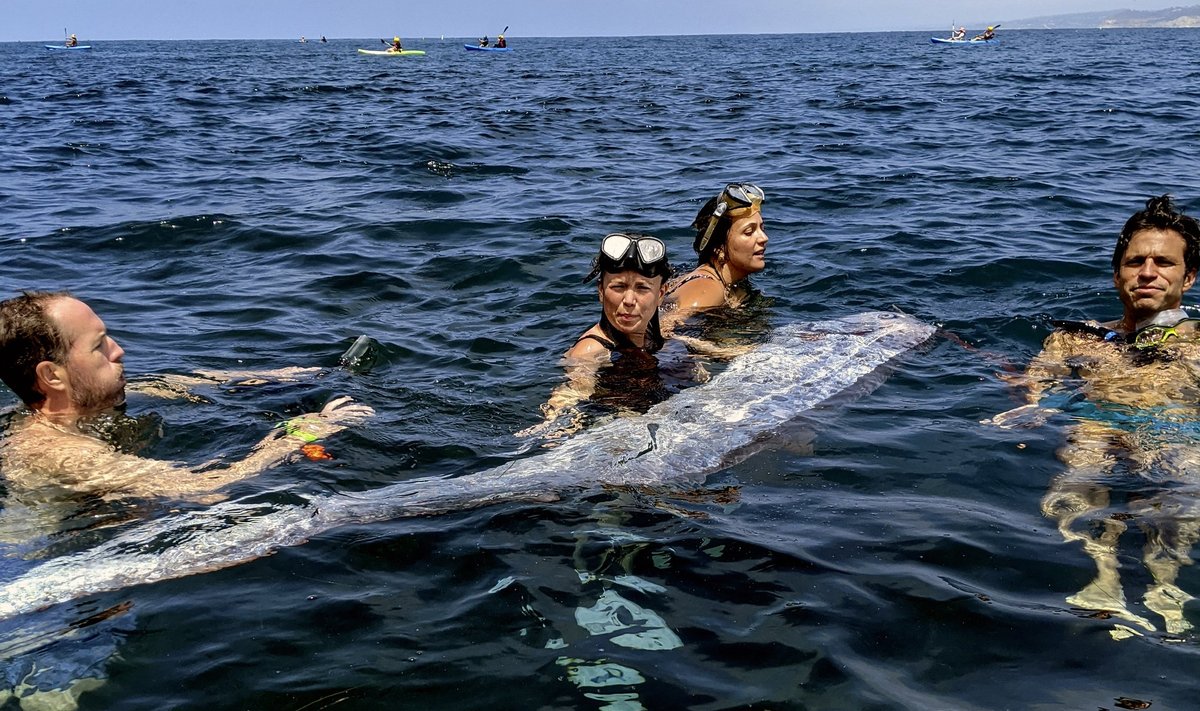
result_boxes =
[1129,321,1200,350]
[695,183,765,254]
[584,233,669,282]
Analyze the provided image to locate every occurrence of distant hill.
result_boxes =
[1003,5,1200,29]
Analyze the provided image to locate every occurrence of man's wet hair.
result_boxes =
[1112,194,1200,275]
[0,291,73,406]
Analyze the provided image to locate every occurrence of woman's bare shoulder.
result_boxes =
[665,270,724,310]
[564,325,611,361]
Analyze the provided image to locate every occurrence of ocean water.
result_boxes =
[2,29,1200,710]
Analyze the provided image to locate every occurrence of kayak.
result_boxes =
[930,37,997,45]
[464,44,512,52]
[45,45,92,51]
[357,48,426,56]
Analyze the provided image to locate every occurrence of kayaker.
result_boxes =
[517,233,673,437]
[479,35,489,47]
[662,183,769,319]
[496,34,507,48]
[320,36,327,43]
[973,26,995,41]
[390,36,403,52]
[66,34,78,47]
[951,26,966,41]
[0,291,374,500]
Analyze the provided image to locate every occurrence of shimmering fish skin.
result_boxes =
[0,312,934,621]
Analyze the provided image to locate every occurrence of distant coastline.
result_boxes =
[1003,4,1200,30]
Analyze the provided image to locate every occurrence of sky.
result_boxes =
[1,1,1184,41]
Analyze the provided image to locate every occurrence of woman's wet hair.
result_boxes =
[1113,195,1200,274]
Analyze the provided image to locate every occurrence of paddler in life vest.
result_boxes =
[495,34,507,48]
[66,33,78,47]
[950,26,966,41]
[389,36,403,52]
[478,35,489,47]
[973,26,995,41]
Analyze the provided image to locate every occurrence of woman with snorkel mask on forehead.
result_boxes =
[517,233,674,438]
[664,183,768,318]
[569,232,671,360]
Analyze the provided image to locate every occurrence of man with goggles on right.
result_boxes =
[663,183,769,320]
[989,195,1200,638]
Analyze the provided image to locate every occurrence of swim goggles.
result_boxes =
[695,183,765,254]
[1130,308,1197,350]
[584,233,669,282]
[1132,324,1181,350]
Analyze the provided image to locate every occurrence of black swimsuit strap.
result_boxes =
[666,268,724,297]
[575,333,618,350]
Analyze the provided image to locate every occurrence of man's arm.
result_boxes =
[983,330,1075,427]
[128,367,323,401]
[1018,330,1077,401]
[15,396,372,500]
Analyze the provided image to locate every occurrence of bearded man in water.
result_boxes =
[992,195,1200,638]
[0,291,372,500]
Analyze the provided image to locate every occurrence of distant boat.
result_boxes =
[465,44,513,52]
[45,44,92,51]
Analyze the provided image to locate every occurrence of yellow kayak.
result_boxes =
[357,48,426,56]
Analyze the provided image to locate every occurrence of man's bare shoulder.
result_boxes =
[1,419,166,496]
[3,419,113,488]
[1043,322,1118,350]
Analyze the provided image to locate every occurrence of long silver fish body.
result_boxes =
[0,311,934,620]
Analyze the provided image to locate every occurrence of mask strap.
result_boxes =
[698,202,728,253]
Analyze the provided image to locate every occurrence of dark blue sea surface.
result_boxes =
[3,29,1200,709]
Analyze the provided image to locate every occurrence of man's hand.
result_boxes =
[283,396,375,442]
[515,408,585,442]
[981,403,1059,429]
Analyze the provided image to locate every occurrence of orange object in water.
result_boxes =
[301,443,333,461]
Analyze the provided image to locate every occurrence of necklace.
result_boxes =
[702,264,730,292]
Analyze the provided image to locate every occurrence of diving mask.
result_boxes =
[584,233,670,282]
